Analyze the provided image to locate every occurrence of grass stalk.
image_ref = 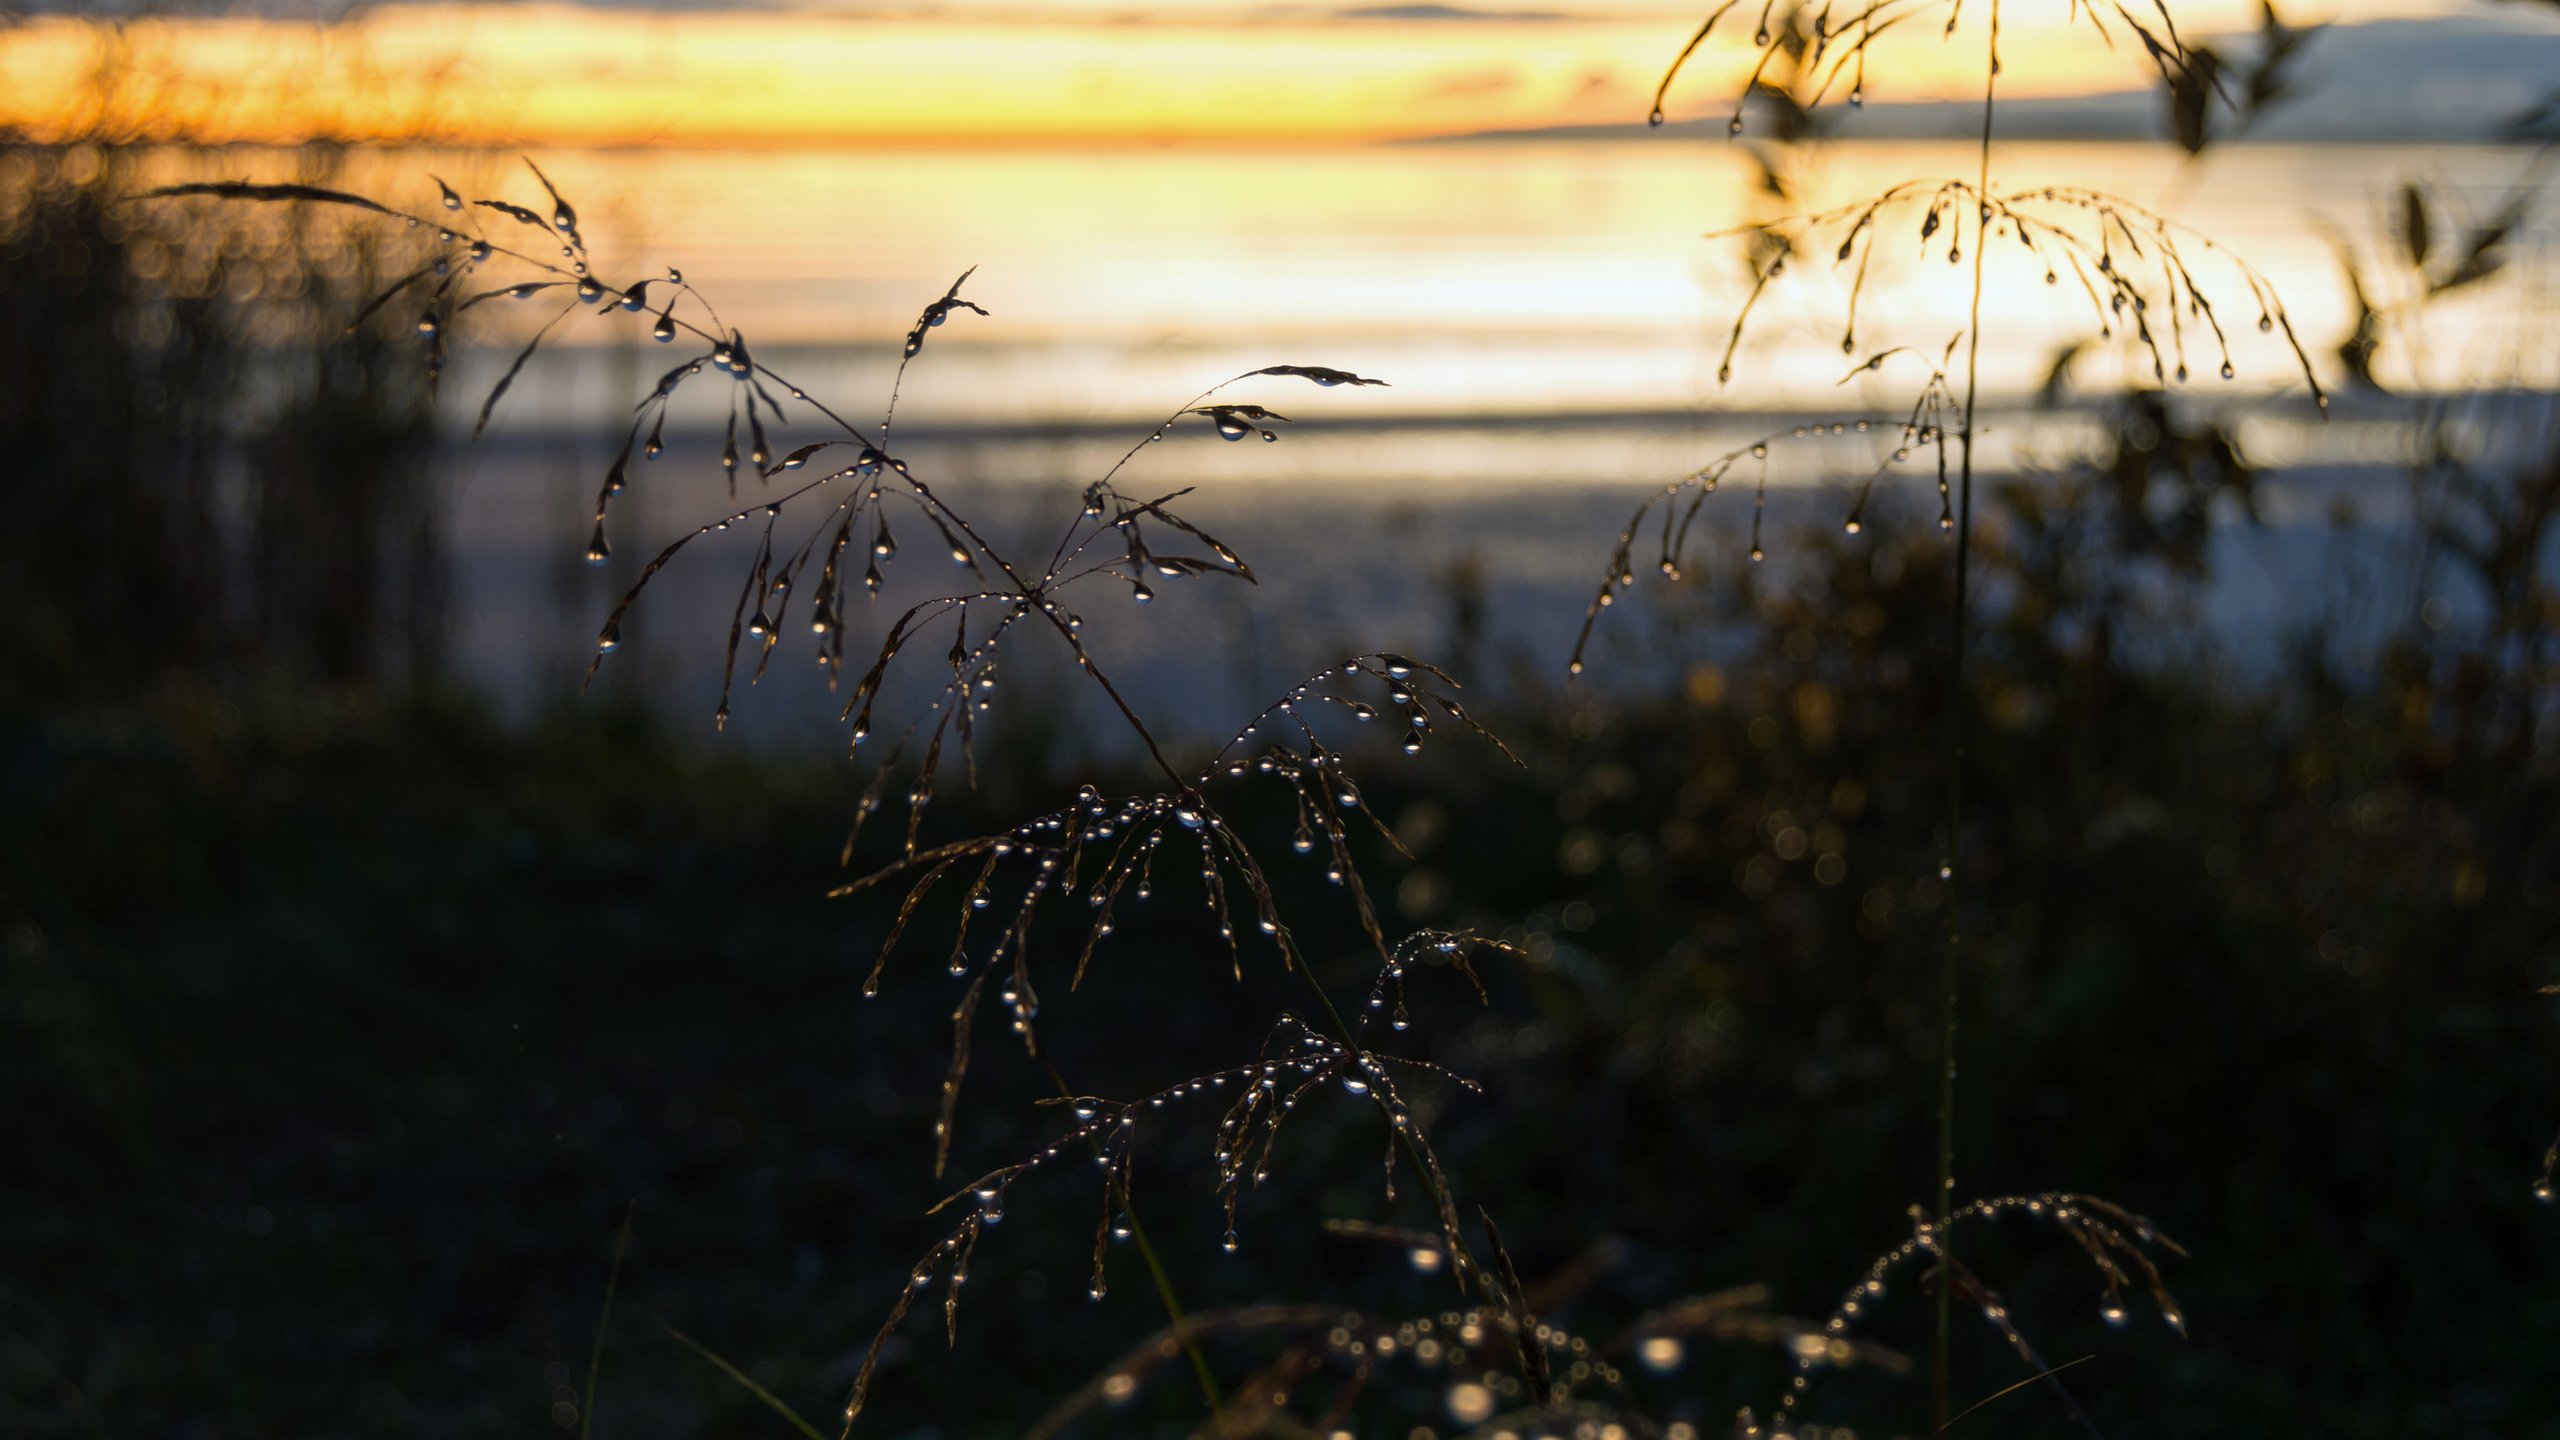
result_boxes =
[661,1320,832,1440]
[1937,4,2000,1431]
[582,1201,636,1440]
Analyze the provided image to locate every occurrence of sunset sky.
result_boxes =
[0,0,2474,147]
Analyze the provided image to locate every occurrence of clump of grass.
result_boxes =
[1590,0,2342,1427]
[146,164,1590,1438]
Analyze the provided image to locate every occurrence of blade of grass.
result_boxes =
[661,1320,830,1440]
[581,1201,636,1440]
[1945,1355,2097,1430]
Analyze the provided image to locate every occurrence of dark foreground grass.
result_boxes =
[4,548,2554,1438]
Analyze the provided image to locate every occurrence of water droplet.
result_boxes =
[1131,581,1154,605]
[1341,1074,1369,1096]
[1222,1230,1240,1253]
[1648,106,1665,127]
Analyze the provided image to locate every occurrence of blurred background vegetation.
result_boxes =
[4,13,2559,1440]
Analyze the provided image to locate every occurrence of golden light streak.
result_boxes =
[0,0,2465,149]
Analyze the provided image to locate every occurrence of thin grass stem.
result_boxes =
[580,1201,636,1440]
[661,1320,831,1440]
[1937,5,2000,1432]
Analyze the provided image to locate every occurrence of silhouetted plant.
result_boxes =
[0,144,441,700]
[1594,0,2342,1429]
[142,163,1648,1439]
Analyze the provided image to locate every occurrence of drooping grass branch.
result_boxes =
[144,162,1550,1440]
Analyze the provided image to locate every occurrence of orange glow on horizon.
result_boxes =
[0,1,2454,149]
